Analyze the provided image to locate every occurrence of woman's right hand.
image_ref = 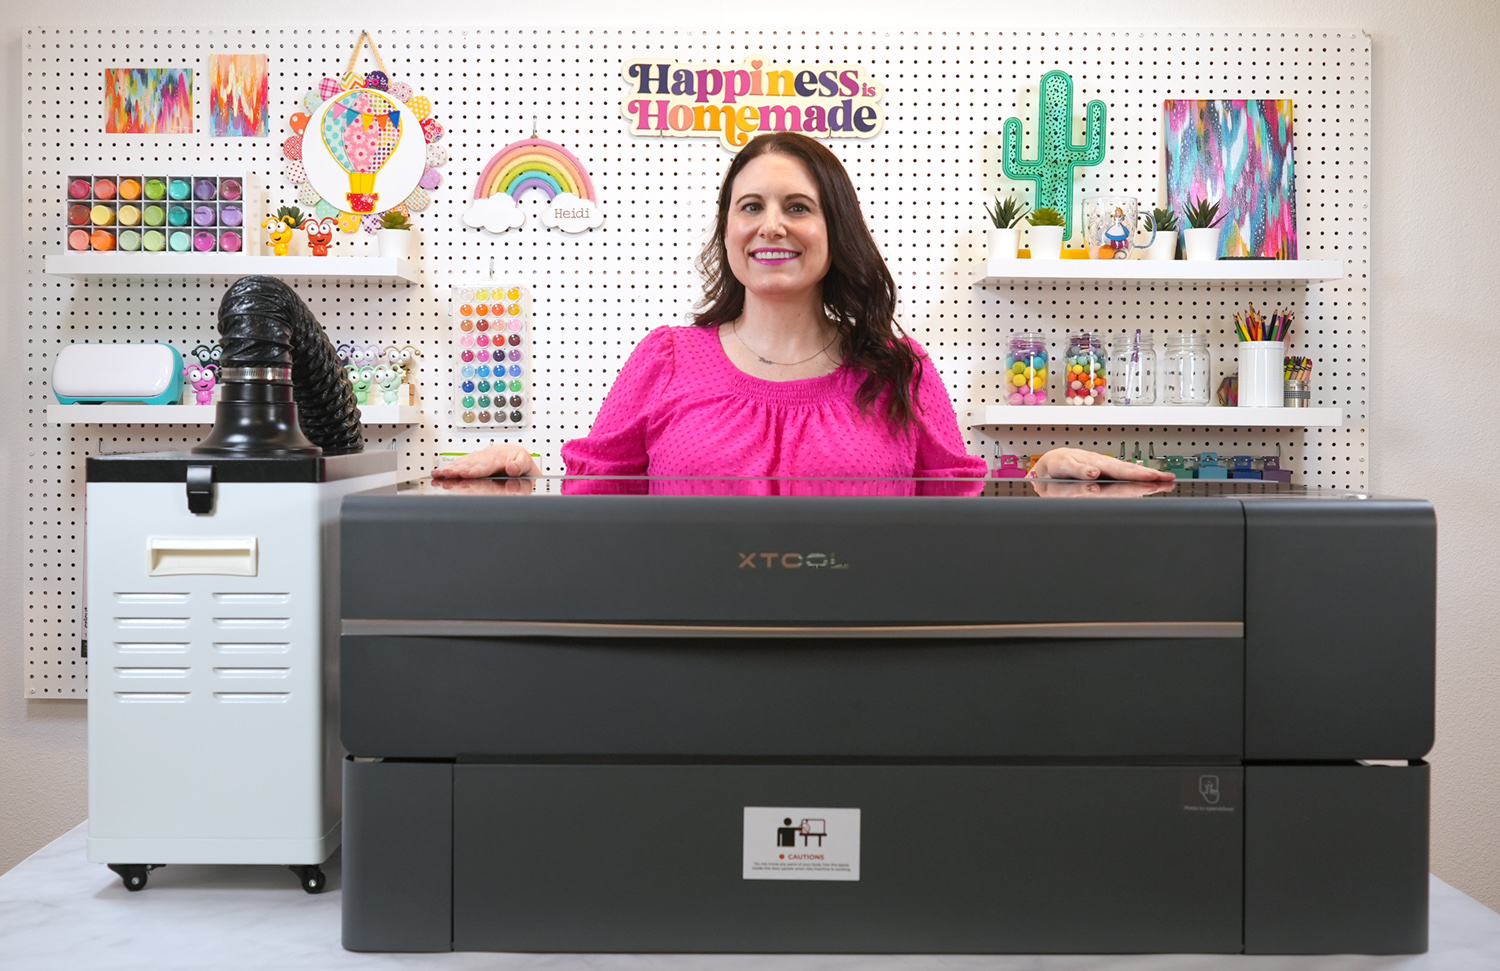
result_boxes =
[431,443,542,479]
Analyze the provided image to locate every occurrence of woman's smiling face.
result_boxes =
[724,153,831,303]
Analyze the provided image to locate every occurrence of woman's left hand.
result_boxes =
[1030,447,1176,482]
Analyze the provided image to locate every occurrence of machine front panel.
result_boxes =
[341,633,1244,760]
[451,763,1244,953]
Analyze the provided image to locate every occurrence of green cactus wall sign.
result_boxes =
[1002,70,1107,241]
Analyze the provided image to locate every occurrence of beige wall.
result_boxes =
[5,0,1498,911]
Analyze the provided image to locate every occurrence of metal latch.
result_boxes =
[185,465,216,515]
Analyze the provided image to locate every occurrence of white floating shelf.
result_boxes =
[43,253,418,284]
[969,405,1343,428]
[971,258,1345,285]
[48,404,422,425]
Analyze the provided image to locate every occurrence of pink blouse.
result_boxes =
[560,325,987,479]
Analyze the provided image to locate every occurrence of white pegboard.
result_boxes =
[22,26,1371,696]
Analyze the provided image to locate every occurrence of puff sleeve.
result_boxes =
[560,326,677,476]
[908,346,989,478]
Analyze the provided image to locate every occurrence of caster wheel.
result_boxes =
[107,863,159,891]
[289,864,326,894]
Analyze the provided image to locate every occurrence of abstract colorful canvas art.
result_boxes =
[104,69,194,134]
[1164,99,1296,259]
[209,54,270,137]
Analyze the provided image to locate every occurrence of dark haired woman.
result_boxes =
[435,132,1170,485]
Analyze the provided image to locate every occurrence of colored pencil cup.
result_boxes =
[1237,341,1286,407]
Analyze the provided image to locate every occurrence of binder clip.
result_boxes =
[1196,451,1229,480]
[992,452,1028,479]
[1261,446,1292,483]
[1229,455,1262,480]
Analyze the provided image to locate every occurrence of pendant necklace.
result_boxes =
[732,320,839,367]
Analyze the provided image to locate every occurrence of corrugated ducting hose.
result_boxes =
[193,275,364,455]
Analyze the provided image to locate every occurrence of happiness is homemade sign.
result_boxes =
[621,57,886,149]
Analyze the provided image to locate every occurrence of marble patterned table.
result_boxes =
[4,824,1500,970]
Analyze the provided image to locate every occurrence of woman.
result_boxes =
[435,132,1170,486]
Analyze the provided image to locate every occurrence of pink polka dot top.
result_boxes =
[560,325,987,479]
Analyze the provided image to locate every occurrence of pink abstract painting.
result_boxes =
[105,69,193,134]
[1164,99,1297,259]
[209,54,270,137]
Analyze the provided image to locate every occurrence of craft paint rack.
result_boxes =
[22,26,1371,695]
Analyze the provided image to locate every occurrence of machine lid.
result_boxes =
[395,475,1386,500]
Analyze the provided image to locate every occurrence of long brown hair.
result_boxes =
[693,132,921,429]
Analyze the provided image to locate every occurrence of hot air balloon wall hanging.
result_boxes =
[279,31,448,255]
[462,127,604,235]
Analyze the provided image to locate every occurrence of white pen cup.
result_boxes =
[1237,341,1286,407]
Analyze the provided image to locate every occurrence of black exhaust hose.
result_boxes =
[193,275,364,455]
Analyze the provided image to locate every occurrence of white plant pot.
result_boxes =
[1183,227,1220,261]
[1141,230,1178,261]
[987,227,1021,262]
[1028,225,1065,259]
[375,228,413,260]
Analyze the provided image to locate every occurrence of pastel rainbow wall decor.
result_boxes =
[463,137,604,234]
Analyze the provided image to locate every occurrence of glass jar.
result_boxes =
[1110,330,1157,406]
[1005,332,1049,405]
[1161,333,1212,406]
[1064,331,1107,406]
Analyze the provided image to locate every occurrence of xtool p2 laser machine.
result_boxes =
[86,276,397,893]
[337,477,1434,955]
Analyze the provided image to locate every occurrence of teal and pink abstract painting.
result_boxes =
[209,54,270,137]
[1164,99,1296,259]
[105,69,193,134]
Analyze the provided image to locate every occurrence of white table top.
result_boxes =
[4,823,1500,970]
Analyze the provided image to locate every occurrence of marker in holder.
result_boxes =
[1234,304,1294,408]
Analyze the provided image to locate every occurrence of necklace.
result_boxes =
[731,320,840,367]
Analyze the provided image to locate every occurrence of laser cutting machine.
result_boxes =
[337,478,1434,955]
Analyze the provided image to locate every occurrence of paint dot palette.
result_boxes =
[449,283,531,429]
[64,172,249,253]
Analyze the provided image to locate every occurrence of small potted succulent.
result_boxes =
[1026,206,1066,260]
[1137,207,1179,261]
[376,209,414,259]
[1182,195,1225,261]
[983,193,1030,262]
